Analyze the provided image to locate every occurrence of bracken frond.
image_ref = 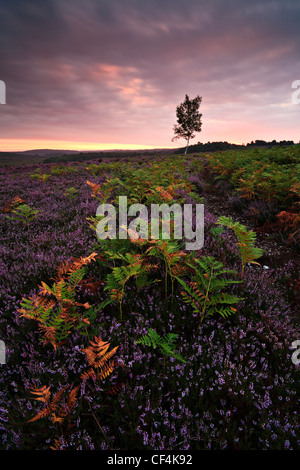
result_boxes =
[81,337,119,384]
[19,253,98,349]
[80,368,97,382]
[86,180,101,195]
[54,252,98,281]
[28,385,80,425]
[2,195,25,213]
[107,382,125,396]
[29,385,51,404]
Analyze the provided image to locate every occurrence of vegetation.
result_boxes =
[203,145,300,246]
[172,94,202,155]
[0,148,299,450]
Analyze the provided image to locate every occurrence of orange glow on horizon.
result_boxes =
[0,139,164,152]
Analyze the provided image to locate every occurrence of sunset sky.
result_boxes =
[0,0,299,152]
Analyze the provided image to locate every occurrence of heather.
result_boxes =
[0,153,299,450]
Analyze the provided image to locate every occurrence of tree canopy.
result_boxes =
[172,94,202,154]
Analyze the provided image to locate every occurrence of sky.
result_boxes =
[0,0,299,152]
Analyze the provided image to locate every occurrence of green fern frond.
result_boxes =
[6,203,39,230]
[176,256,243,331]
[68,267,87,288]
[135,328,186,366]
[102,251,157,319]
[216,216,263,278]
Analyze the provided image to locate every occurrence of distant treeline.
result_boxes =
[43,148,173,163]
[0,151,46,167]
[0,139,297,168]
[44,140,297,163]
[247,139,295,147]
[174,139,296,154]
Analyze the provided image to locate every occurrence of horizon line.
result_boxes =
[0,138,297,153]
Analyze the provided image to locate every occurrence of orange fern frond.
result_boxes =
[51,385,80,423]
[154,186,173,201]
[40,298,56,311]
[2,195,25,213]
[89,346,118,370]
[55,259,75,280]
[171,263,188,278]
[107,382,125,396]
[96,360,115,380]
[28,384,79,424]
[189,281,205,298]
[51,414,65,424]
[18,306,36,320]
[28,405,53,423]
[54,252,98,280]
[109,288,123,302]
[80,367,97,382]
[86,180,101,195]
[38,325,59,349]
[50,386,68,407]
[78,278,103,294]
[55,279,64,301]
[167,185,176,196]
[82,337,110,366]
[276,211,300,231]
[81,337,119,383]
[69,252,98,272]
[89,336,111,355]
[166,250,186,264]
[50,439,63,450]
[26,294,49,309]
[29,385,51,404]
[39,281,53,296]
[81,361,115,383]
[44,386,70,420]
[66,385,80,412]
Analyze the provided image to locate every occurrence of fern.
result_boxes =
[177,256,243,332]
[6,203,39,230]
[64,186,78,199]
[86,179,114,203]
[18,253,98,349]
[210,225,224,246]
[136,328,186,373]
[216,216,263,278]
[81,336,119,383]
[2,195,25,213]
[102,252,158,319]
[28,384,80,424]
[68,267,87,289]
[28,335,120,449]
[80,336,120,450]
[146,239,187,299]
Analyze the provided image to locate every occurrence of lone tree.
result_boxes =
[172,94,202,154]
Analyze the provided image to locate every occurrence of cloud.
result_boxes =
[0,0,299,149]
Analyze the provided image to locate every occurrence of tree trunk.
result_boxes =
[184,138,189,155]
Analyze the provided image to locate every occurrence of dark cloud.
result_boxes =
[0,0,299,149]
